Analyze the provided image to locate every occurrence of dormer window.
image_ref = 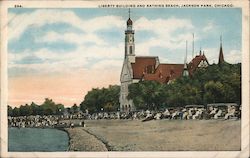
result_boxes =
[145,65,154,74]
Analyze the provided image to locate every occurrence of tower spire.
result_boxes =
[218,35,225,64]
[183,40,189,77]
[192,33,194,59]
[126,8,133,27]
[220,35,222,46]
[129,8,131,18]
[185,40,188,64]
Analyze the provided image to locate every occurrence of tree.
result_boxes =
[128,81,166,110]
[12,107,20,117]
[80,85,120,113]
[8,98,65,117]
[8,105,13,116]
[70,103,78,114]
[127,63,241,110]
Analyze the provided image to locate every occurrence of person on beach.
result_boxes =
[214,109,222,119]
[225,105,236,119]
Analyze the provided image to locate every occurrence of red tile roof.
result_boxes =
[188,54,209,75]
[131,56,158,79]
[131,56,184,83]
[131,54,208,83]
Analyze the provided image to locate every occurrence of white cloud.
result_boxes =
[225,50,241,64]
[8,42,124,75]
[134,17,193,35]
[133,17,195,56]
[8,13,200,75]
[203,21,214,32]
[36,31,107,46]
[9,9,241,78]
[8,9,124,41]
[91,59,122,70]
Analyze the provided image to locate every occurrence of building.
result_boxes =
[218,36,225,64]
[119,13,223,112]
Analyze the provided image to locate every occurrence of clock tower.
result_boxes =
[119,9,135,112]
[125,9,135,63]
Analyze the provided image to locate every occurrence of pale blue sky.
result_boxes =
[7,8,242,106]
[8,8,242,77]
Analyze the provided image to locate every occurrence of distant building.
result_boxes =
[218,36,225,64]
[119,12,224,112]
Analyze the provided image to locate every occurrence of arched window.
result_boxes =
[128,105,131,112]
[129,46,133,54]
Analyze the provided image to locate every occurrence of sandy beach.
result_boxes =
[65,119,240,151]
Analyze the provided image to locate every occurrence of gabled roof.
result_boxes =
[131,56,184,83]
[131,56,158,79]
[188,54,209,75]
[155,64,184,81]
[131,54,209,83]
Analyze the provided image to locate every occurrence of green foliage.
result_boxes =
[128,81,166,110]
[80,85,120,113]
[8,105,13,116]
[8,98,66,117]
[128,63,241,109]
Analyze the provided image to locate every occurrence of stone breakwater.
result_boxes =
[64,127,108,151]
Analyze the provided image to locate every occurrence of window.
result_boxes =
[146,65,154,74]
[129,46,133,54]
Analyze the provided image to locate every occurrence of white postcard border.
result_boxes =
[1,0,249,158]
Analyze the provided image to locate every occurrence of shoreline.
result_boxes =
[56,127,71,151]
[63,127,108,151]
[9,119,241,151]
[81,128,113,151]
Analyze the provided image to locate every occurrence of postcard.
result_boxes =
[0,0,249,158]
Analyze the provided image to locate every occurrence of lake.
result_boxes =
[8,128,69,152]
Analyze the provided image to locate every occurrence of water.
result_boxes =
[8,128,69,152]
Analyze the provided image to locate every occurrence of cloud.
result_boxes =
[8,9,124,41]
[133,17,195,56]
[91,59,123,70]
[203,21,214,32]
[8,12,217,77]
[225,50,241,64]
[134,17,193,35]
[36,31,107,46]
[8,42,124,77]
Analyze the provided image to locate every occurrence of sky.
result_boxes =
[8,8,242,107]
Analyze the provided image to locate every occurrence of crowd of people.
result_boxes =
[85,104,241,121]
[8,115,61,128]
[8,104,241,128]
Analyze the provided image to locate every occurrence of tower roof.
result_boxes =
[127,18,133,25]
[218,36,225,64]
[127,9,133,26]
